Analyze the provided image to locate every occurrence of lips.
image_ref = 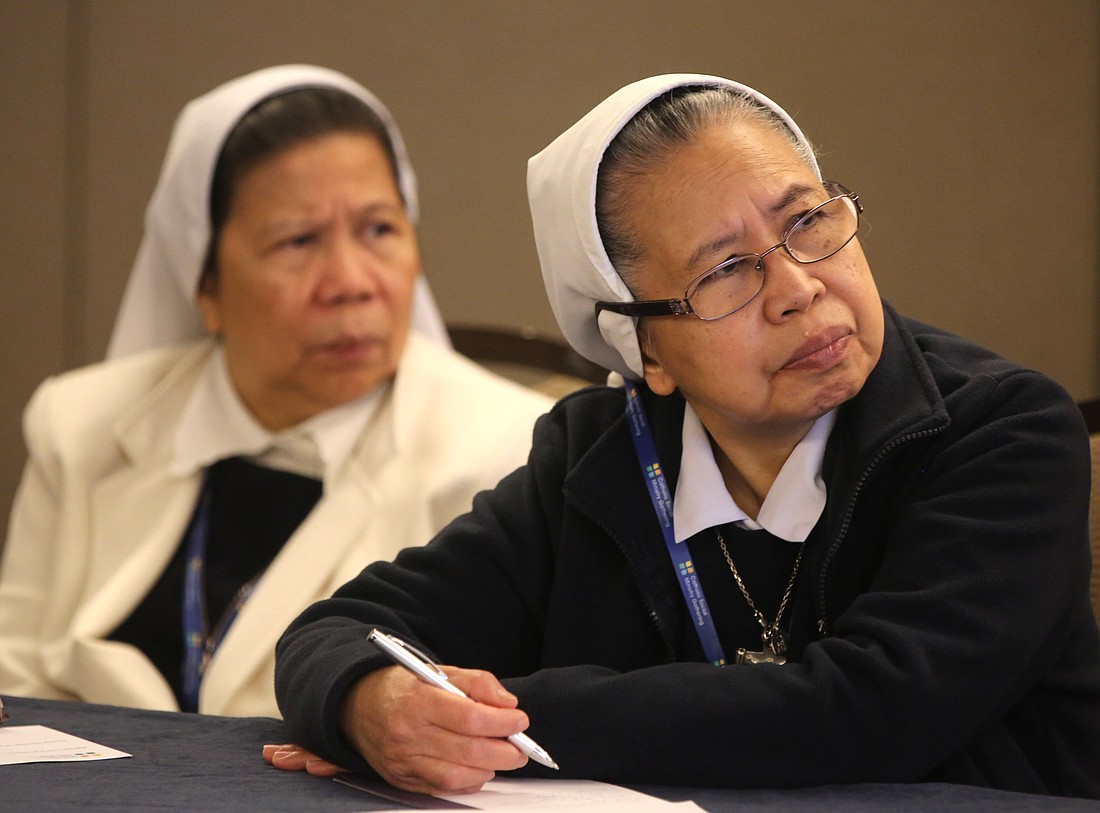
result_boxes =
[781,326,852,371]
[313,334,381,364]
[321,335,373,351]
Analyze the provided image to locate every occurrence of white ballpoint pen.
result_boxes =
[367,628,559,770]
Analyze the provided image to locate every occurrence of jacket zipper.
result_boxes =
[815,426,946,637]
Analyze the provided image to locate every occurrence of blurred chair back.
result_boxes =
[449,324,606,400]
[1082,398,1100,630]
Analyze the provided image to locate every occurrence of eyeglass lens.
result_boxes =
[687,195,859,320]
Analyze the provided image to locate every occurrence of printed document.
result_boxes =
[0,724,131,765]
[338,775,706,810]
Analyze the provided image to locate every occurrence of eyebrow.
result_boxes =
[684,182,822,271]
[259,201,405,239]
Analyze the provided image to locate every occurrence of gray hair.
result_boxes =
[595,86,818,294]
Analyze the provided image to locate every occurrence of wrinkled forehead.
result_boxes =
[221,132,409,227]
[228,128,395,190]
[621,127,825,277]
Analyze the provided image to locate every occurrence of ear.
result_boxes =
[638,324,677,396]
[195,284,222,336]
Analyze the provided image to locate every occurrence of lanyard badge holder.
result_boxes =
[624,383,727,667]
[624,383,794,666]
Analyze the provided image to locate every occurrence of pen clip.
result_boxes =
[369,630,448,680]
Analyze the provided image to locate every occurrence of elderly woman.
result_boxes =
[0,65,550,717]
[269,75,1100,797]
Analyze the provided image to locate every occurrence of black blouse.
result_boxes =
[109,457,322,709]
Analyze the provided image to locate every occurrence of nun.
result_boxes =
[0,65,550,717]
[268,73,1100,799]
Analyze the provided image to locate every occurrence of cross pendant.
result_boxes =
[735,648,787,665]
[735,628,788,665]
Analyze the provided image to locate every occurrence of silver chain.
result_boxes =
[716,529,805,656]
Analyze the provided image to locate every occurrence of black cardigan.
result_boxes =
[275,303,1100,798]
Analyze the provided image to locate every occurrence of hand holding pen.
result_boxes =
[368,630,558,770]
[335,630,557,795]
[264,632,557,790]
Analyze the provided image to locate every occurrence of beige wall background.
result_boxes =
[1,0,1098,537]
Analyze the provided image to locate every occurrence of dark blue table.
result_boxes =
[2,696,1097,812]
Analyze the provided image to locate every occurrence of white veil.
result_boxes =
[107,64,449,360]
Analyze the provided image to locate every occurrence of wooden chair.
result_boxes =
[1082,398,1100,630]
[448,324,607,399]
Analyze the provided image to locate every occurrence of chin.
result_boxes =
[327,369,395,404]
[809,373,869,415]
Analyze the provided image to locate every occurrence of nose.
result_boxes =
[315,233,380,306]
[758,244,826,322]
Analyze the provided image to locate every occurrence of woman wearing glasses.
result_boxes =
[270,74,1100,798]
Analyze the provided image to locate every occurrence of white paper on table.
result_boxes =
[437,778,704,811]
[0,724,131,765]
[338,775,706,811]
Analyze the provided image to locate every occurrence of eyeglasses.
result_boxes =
[595,182,862,322]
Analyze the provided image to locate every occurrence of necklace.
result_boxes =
[716,529,805,665]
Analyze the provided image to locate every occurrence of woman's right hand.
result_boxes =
[340,664,531,795]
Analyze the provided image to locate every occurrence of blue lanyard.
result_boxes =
[180,471,253,712]
[624,383,727,667]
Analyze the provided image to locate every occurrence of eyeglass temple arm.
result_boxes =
[594,299,693,318]
[824,180,862,213]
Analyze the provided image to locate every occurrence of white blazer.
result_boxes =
[0,334,550,717]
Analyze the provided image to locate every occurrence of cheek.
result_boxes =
[224,276,308,331]
[656,321,761,384]
[844,262,883,352]
[836,246,879,301]
[390,274,419,321]
[823,254,884,378]
[215,299,307,377]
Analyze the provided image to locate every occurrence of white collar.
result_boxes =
[170,345,386,485]
[673,405,836,543]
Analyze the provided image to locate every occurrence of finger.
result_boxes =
[444,667,519,709]
[364,689,525,769]
[304,756,346,776]
[376,755,498,796]
[266,744,318,772]
[427,684,529,741]
[340,669,526,794]
[353,668,528,744]
[262,743,303,766]
[420,717,530,772]
[379,770,493,796]
[367,698,526,790]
